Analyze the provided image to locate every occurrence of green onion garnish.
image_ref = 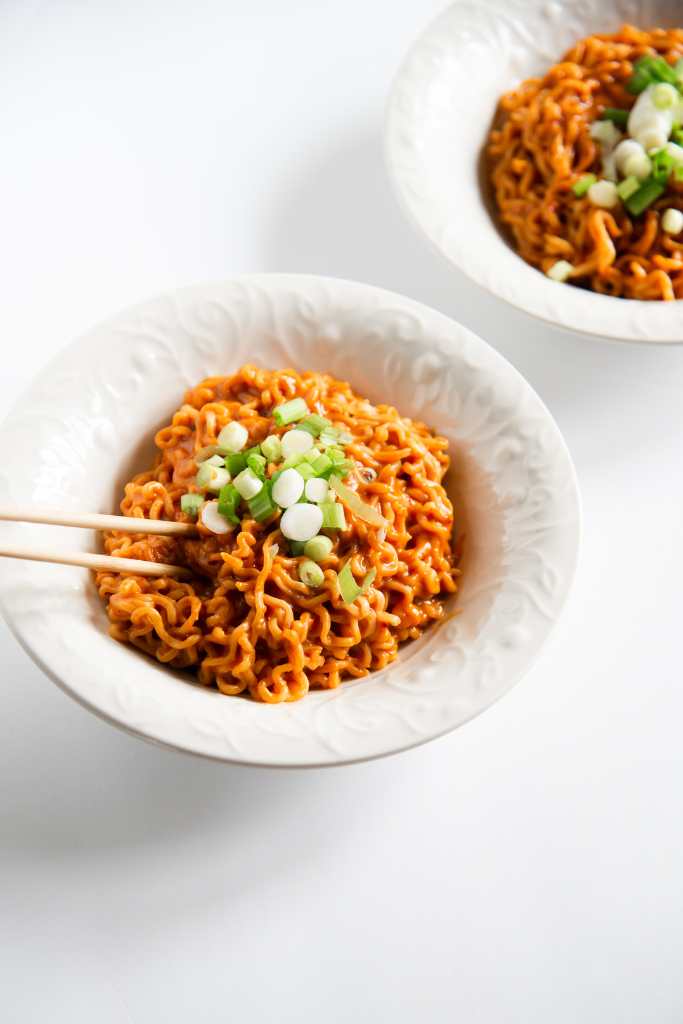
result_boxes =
[329,475,387,527]
[572,173,597,197]
[246,451,267,479]
[616,175,640,201]
[247,480,276,523]
[672,127,683,146]
[233,467,263,500]
[226,452,247,477]
[327,446,347,465]
[304,535,333,562]
[298,560,324,588]
[651,147,675,184]
[302,449,321,465]
[599,108,629,127]
[627,54,680,94]
[288,540,306,556]
[180,493,204,517]
[625,177,666,216]
[310,452,333,477]
[272,397,308,427]
[217,483,240,525]
[318,427,340,447]
[202,454,225,468]
[298,413,332,436]
[261,435,282,463]
[295,463,316,480]
[281,453,305,471]
[337,561,377,604]
[320,501,346,530]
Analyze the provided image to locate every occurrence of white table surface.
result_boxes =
[2,2,683,1021]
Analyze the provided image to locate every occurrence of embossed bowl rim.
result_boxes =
[0,275,581,767]
[385,0,683,344]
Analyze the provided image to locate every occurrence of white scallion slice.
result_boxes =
[201,500,233,534]
[546,260,573,283]
[261,435,283,463]
[304,477,329,503]
[328,475,387,528]
[280,503,323,542]
[662,207,683,234]
[202,454,225,467]
[298,560,324,588]
[233,468,263,500]
[281,428,314,460]
[196,463,231,493]
[303,535,333,562]
[217,421,249,453]
[271,467,304,508]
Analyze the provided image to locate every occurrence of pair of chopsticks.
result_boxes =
[0,506,195,578]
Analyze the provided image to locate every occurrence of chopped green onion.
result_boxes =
[320,501,346,530]
[327,446,347,465]
[281,453,305,470]
[246,451,267,479]
[304,535,333,562]
[617,175,640,200]
[653,82,679,109]
[337,429,353,444]
[217,421,249,453]
[672,127,683,146]
[651,147,675,184]
[329,475,387,527]
[302,449,321,465]
[599,107,629,127]
[627,54,679,94]
[272,397,308,427]
[572,173,597,197]
[261,435,282,463]
[298,560,324,588]
[196,463,230,493]
[233,467,263,500]
[675,164,683,182]
[310,452,333,477]
[298,413,332,436]
[625,176,666,215]
[318,427,340,447]
[226,452,247,477]
[337,561,377,604]
[247,480,276,523]
[217,483,240,526]
[288,540,306,556]
[295,462,316,480]
[202,453,225,468]
[180,493,204,517]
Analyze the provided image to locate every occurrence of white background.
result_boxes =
[1,2,683,1021]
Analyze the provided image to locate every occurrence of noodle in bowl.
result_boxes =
[386,0,683,342]
[0,277,580,766]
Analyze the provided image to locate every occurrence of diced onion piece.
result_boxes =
[180,493,203,517]
[272,397,308,426]
[589,119,622,148]
[328,475,387,527]
[587,179,619,209]
[261,435,282,463]
[272,467,304,508]
[320,501,346,529]
[546,260,574,283]
[613,138,645,175]
[217,421,249,453]
[304,535,334,562]
[653,82,679,109]
[280,503,324,542]
[298,560,324,588]
[281,428,314,460]
[201,500,233,534]
[196,463,231,493]
[628,85,676,151]
[662,207,683,234]
[305,477,329,503]
[337,561,377,605]
[623,151,652,181]
[232,468,263,500]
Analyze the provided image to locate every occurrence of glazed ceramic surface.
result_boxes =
[386,0,683,343]
[0,276,580,766]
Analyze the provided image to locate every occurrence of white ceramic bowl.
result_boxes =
[0,276,580,767]
[386,0,683,344]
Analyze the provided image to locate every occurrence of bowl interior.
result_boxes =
[386,0,683,343]
[0,277,580,766]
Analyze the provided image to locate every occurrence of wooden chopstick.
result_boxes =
[0,545,190,577]
[0,505,196,537]
[0,505,195,577]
